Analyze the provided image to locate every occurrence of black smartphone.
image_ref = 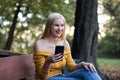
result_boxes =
[55,46,64,55]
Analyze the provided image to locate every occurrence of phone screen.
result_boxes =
[55,46,64,55]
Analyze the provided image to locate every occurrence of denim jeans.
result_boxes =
[47,68,102,80]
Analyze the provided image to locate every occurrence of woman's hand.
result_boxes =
[42,53,63,71]
[46,53,63,64]
[78,62,97,72]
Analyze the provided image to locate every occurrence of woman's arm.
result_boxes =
[34,41,52,72]
[33,40,52,79]
[74,61,97,72]
[64,40,97,72]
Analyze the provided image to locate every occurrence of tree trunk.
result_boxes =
[72,0,111,80]
[4,1,22,50]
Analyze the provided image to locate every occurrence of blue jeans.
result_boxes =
[47,68,102,80]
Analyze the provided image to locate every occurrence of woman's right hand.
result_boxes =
[42,53,63,71]
[46,53,63,64]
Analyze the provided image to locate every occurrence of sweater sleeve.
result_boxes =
[33,51,48,80]
[65,50,77,72]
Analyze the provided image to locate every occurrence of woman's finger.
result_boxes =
[88,63,97,72]
[92,65,97,72]
[84,65,89,71]
[54,53,63,59]
[54,57,63,62]
[53,53,63,62]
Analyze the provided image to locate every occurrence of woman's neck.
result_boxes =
[47,36,62,45]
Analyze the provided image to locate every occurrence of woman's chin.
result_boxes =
[55,34,62,38]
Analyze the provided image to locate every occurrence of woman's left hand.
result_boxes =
[78,62,97,72]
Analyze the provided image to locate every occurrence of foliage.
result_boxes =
[0,0,76,53]
[98,0,120,58]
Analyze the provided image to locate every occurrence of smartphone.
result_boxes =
[55,46,64,55]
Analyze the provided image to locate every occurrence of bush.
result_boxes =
[98,34,120,58]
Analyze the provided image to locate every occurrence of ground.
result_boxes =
[101,66,120,80]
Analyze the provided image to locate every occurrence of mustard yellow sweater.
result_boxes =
[33,49,76,80]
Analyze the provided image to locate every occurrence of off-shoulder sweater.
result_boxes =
[33,49,76,80]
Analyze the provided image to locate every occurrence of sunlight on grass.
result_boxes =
[97,58,120,71]
[97,58,120,66]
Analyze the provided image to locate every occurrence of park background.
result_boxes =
[0,0,120,80]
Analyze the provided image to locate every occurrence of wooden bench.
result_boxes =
[0,50,35,80]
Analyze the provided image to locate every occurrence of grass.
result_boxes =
[97,58,120,67]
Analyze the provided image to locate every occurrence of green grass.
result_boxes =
[97,58,120,79]
[97,58,120,67]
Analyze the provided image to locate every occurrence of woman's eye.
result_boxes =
[54,24,59,26]
[61,25,64,27]
[55,24,59,26]
[53,24,64,27]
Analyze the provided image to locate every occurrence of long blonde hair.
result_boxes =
[41,13,66,40]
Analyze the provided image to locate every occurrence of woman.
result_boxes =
[33,13,102,80]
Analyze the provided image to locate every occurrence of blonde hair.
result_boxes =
[41,13,66,40]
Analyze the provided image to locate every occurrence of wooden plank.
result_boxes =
[0,54,35,80]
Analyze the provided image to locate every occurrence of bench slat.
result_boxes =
[0,54,35,80]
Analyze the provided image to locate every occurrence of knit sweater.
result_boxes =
[33,49,76,80]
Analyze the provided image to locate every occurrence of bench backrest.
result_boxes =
[0,54,35,80]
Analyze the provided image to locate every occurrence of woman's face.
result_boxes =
[50,18,65,38]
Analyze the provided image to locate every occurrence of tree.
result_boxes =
[4,0,22,50]
[72,0,110,80]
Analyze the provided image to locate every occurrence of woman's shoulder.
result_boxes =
[64,40,70,50]
[35,39,45,46]
[34,39,46,51]
[36,39,45,44]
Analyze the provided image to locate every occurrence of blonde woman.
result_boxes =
[33,13,101,80]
